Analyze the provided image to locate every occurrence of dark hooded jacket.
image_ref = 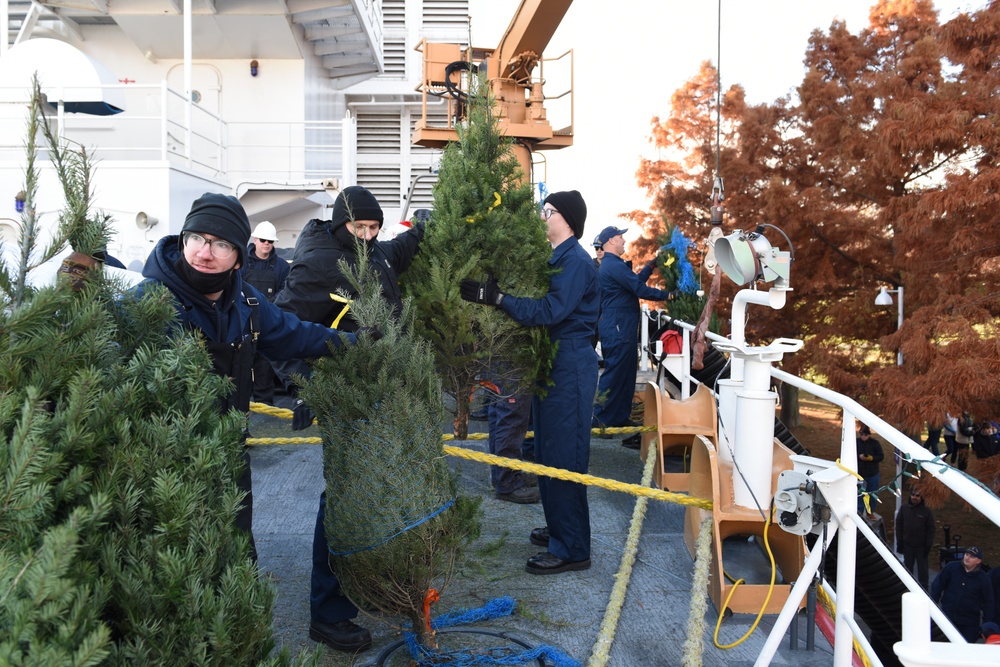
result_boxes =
[240,243,290,302]
[274,217,423,332]
[138,235,352,411]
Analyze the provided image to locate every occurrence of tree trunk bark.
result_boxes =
[779,382,800,428]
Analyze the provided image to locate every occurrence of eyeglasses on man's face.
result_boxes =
[256,238,274,244]
[541,208,558,220]
[183,232,237,259]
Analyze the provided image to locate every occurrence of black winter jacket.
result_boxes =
[856,435,884,478]
[240,245,289,302]
[274,218,423,332]
[895,497,935,552]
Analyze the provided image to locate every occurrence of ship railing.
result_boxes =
[0,82,346,184]
[649,315,1000,667]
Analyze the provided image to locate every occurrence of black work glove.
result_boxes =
[460,278,504,306]
[665,290,679,302]
[292,398,315,431]
[356,326,383,342]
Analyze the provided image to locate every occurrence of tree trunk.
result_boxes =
[453,385,470,439]
[779,382,800,428]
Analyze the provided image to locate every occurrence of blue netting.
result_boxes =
[402,596,582,667]
[665,227,699,294]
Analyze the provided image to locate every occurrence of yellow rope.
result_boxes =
[587,438,659,667]
[247,402,655,438]
[816,584,874,667]
[444,446,712,510]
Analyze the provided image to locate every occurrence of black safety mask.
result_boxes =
[174,255,235,295]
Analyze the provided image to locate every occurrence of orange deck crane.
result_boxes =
[411,0,575,183]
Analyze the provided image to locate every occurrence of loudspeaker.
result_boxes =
[136,212,159,230]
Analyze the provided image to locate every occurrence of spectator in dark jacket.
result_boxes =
[240,220,290,404]
[930,545,995,642]
[856,425,884,513]
[895,489,935,588]
[972,421,999,459]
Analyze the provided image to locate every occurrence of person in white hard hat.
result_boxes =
[239,220,290,404]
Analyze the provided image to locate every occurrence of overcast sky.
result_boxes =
[467,0,985,251]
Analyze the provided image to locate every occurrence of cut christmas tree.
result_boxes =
[404,73,555,438]
[302,242,480,649]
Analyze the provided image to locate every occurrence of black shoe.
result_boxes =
[621,434,642,449]
[522,472,538,487]
[309,619,372,653]
[525,551,591,575]
[529,526,549,547]
[496,486,540,504]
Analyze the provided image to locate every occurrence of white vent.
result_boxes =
[358,164,402,208]
[382,39,406,77]
[357,112,401,154]
[383,0,405,28]
[423,0,470,29]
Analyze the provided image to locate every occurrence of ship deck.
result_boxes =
[249,381,837,667]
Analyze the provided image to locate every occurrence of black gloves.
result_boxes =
[356,326,383,342]
[665,290,679,302]
[292,398,315,431]
[460,278,504,306]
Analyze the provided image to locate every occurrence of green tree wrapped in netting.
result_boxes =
[302,243,481,649]
[0,83,317,667]
[404,73,554,438]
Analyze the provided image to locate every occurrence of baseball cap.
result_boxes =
[596,226,628,246]
[965,545,982,559]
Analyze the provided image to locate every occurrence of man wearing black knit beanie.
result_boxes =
[460,189,600,575]
[136,192,362,563]
[274,184,425,653]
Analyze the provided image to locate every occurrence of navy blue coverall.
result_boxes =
[499,237,599,562]
[592,253,671,428]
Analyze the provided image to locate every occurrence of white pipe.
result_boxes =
[183,0,192,167]
[732,356,777,508]
[729,287,787,380]
[833,418,858,667]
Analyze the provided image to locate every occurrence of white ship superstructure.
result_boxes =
[0,0,467,270]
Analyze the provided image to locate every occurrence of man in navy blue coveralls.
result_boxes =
[591,226,675,447]
[461,190,599,574]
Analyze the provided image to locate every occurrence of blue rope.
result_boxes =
[402,596,582,667]
[328,498,455,556]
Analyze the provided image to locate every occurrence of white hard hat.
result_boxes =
[252,220,277,241]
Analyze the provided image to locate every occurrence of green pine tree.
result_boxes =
[302,240,480,649]
[404,73,554,438]
[0,82,319,667]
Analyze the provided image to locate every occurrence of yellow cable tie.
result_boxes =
[328,293,353,329]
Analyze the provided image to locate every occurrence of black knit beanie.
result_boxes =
[544,190,587,239]
[331,186,384,228]
[179,193,252,265]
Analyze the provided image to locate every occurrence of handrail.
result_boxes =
[656,312,1000,665]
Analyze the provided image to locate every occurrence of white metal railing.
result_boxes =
[648,313,1000,666]
[0,83,346,184]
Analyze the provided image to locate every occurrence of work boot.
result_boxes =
[309,619,372,653]
[621,433,642,449]
[496,486,540,504]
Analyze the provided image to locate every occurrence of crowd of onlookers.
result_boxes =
[923,412,1000,465]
